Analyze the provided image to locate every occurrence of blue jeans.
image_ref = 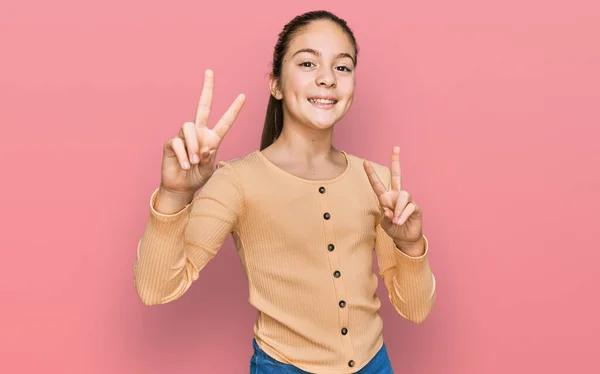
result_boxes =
[250,339,394,373]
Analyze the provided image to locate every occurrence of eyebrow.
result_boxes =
[291,48,355,65]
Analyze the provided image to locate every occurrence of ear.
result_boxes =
[269,74,283,100]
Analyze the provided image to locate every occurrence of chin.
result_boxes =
[307,107,349,129]
[307,116,340,129]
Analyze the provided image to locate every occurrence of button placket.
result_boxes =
[316,184,355,362]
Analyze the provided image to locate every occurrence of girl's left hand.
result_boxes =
[363,146,424,250]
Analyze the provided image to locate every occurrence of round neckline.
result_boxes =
[255,149,350,184]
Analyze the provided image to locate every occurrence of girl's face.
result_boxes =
[271,20,356,132]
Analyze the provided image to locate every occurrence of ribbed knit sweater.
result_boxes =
[134,150,436,373]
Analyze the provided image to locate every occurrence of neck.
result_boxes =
[272,118,337,161]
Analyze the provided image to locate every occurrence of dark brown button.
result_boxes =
[339,300,346,308]
[333,270,341,278]
[323,212,330,220]
[341,327,348,335]
[348,360,355,367]
[328,244,335,252]
[319,186,326,194]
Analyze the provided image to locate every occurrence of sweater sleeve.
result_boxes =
[373,165,436,323]
[133,161,244,306]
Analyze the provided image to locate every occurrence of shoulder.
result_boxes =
[344,151,391,182]
[215,150,260,170]
[195,152,261,200]
[210,150,266,185]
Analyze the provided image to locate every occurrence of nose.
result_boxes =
[316,68,336,88]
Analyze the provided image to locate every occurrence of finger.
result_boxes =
[195,69,214,128]
[397,202,417,226]
[181,122,200,164]
[392,190,411,223]
[363,160,387,197]
[391,146,402,191]
[212,93,246,141]
[170,137,190,170]
[177,124,202,162]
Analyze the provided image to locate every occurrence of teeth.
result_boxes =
[309,98,336,104]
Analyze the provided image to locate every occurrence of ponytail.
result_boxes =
[260,95,283,150]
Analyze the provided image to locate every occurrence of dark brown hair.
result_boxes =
[259,10,359,150]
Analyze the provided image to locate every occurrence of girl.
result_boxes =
[134,10,436,374]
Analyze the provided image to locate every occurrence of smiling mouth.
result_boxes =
[308,98,338,105]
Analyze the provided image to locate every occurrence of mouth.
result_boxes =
[307,96,338,108]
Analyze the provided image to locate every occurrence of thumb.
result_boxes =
[383,207,393,221]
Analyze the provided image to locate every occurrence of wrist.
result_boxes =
[158,185,195,201]
[394,235,426,257]
[155,186,195,214]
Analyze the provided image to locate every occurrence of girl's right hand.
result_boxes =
[160,69,246,197]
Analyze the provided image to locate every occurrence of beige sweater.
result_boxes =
[134,150,436,373]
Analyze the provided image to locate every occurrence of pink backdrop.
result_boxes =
[1,0,599,373]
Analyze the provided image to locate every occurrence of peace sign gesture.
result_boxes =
[364,146,424,251]
[160,69,246,196]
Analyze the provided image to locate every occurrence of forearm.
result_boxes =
[386,236,436,323]
[134,189,196,306]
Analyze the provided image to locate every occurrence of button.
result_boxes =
[348,360,355,367]
[333,270,341,278]
[328,244,335,252]
[339,300,346,308]
[323,212,330,220]
[319,186,326,194]
[341,327,348,335]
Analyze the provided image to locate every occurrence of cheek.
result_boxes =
[284,70,313,92]
[340,81,355,106]
[346,95,354,108]
[341,78,355,96]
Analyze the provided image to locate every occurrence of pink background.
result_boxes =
[1,0,599,372]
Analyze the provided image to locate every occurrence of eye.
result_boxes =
[299,61,315,68]
[336,66,352,72]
